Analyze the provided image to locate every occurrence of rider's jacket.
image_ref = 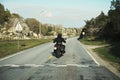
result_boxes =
[53,37,66,44]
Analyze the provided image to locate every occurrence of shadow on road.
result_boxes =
[51,52,64,58]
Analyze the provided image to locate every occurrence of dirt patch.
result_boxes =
[82,44,120,78]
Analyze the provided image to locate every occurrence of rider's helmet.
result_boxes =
[57,33,62,38]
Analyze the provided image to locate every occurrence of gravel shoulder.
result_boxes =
[82,44,120,78]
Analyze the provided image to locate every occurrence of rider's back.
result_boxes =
[53,37,66,44]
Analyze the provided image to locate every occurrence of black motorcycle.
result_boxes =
[53,43,65,57]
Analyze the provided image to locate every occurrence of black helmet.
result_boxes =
[57,34,62,38]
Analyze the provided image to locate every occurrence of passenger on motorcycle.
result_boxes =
[53,34,66,53]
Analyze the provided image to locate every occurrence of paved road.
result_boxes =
[0,37,119,80]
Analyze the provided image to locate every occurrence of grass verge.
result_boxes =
[80,36,120,71]
[93,46,120,71]
[80,36,107,45]
[0,38,52,58]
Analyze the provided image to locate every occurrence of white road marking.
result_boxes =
[0,51,24,62]
[81,43,100,66]
[0,64,99,68]
[0,45,40,62]
[10,64,20,67]
[48,55,53,60]
[0,64,20,67]
[66,64,89,67]
[24,64,44,67]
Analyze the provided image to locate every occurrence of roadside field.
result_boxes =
[0,39,52,58]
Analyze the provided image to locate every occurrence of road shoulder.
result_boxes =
[82,44,120,78]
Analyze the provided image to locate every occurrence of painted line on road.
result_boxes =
[0,64,44,68]
[0,52,53,64]
[48,55,53,60]
[0,64,20,67]
[0,45,41,62]
[66,64,89,67]
[0,64,99,68]
[0,51,25,62]
[81,43,100,66]
[45,64,67,67]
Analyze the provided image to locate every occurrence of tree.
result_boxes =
[84,11,109,37]
[25,18,40,34]
[12,13,21,18]
[0,3,5,24]
[108,7,120,39]
[99,0,120,40]
[110,0,120,10]
[4,9,11,21]
[41,24,47,35]
[0,3,11,25]
[41,24,53,36]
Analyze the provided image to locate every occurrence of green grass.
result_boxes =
[80,36,120,71]
[93,46,120,64]
[80,36,107,45]
[93,46,120,71]
[0,39,52,58]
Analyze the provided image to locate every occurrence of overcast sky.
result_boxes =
[1,0,111,28]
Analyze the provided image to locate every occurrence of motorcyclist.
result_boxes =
[53,33,66,53]
[78,28,86,40]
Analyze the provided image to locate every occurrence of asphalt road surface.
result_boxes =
[0,37,119,80]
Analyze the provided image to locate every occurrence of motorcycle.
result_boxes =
[53,43,65,57]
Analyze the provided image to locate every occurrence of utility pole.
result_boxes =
[39,23,42,38]
[39,10,44,38]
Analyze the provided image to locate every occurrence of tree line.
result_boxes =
[0,3,81,39]
[83,0,120,41]
[25,18,80,36]
[0,3,11,25]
